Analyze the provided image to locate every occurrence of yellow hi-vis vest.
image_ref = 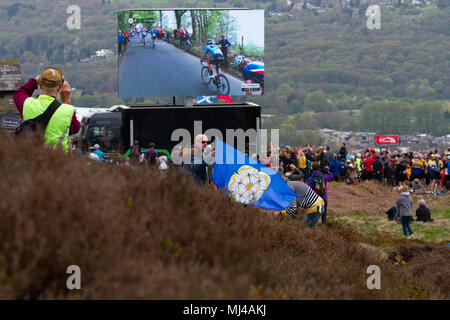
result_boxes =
[23,95,74,153]
[298,155,307,169]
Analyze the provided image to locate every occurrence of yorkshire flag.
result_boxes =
[212,140,298,210]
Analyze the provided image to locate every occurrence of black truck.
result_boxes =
[80,102,261,157]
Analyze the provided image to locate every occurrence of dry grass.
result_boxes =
[0,133,449,299]
[327,181,449,216]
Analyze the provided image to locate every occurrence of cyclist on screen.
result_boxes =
[201,39,224,79]
[141,28,147,45]
[150,28,157,47]
[234,55,264,89]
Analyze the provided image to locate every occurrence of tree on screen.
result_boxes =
[175,10,187,30]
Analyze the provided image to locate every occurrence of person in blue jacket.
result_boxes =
[118,30,124,55]
[329,154,341,182]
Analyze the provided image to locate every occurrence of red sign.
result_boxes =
[375,135,400,145]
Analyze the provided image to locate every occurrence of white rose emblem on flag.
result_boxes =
[227,165,271,204]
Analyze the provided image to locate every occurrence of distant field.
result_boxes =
[1,133,449,299]
[327,181,449,242]
[338,207,450,243]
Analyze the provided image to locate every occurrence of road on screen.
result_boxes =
[119,37,245,97]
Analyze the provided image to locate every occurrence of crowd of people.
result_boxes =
[11,65,448,233]
[275,143,450,192]
[118,25,168,54]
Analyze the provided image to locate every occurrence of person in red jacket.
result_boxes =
[363,150,376,181]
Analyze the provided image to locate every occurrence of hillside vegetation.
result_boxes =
[0,132,449,299]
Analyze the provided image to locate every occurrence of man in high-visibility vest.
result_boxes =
[13,67,80,153]
[428,154,443,189]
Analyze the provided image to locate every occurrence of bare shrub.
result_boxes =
[0,132,448,299]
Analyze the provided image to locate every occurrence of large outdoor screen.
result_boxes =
[118,9,264,98]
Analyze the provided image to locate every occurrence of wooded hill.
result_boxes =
[1,0,449,142]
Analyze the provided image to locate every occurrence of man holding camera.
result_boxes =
[13,67,80,153]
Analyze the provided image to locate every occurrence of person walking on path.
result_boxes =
[396,187,414,238]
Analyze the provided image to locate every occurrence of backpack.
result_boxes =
[429,161,438,172]
[147,149,157,165]
[15,99,61,136]
[312,175,325,197]
[382,156,389,167]
[339,162,347,176]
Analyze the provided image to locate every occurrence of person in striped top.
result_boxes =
[280,181,325,228]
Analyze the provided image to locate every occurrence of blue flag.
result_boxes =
[212,139,299,210]
[197,96,217,104]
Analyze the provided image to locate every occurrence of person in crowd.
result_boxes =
[284,163,304,181]
[307,162,333,224]
[279,149,289,174]
[362,149,376,181]
[262,150,272,168]
[406,161,412,182]
[288,151,299,169]
[93,144,104,163]
[410,155,424,182]
[13,67,80,153]
[184,134,215,185]
[166,28,171,43]
[444,153,450,190]
[304,145,314,162]
[118,30,124,55]
[338,157,348,182]
[158,152,169,171]
[178,28,185,47]
[317,146,329,170]
[183,28,192,52]
[216,34,231,68]
[280,180,326,228]
[326,146,334,165]
[145,142,158,166]
[412,178,426,192]
[71,137,82,157]
[385,159,398,190]
[396,186,414,238]
[396,157,408,188]
[415,199,433,222]
[329,154,341,182]
[347,158,358,184]
[381,151,391,169]
[129,140,141,163]
[298,149,308,180]
[338,143,347,161]
[385,206,398,221]
[373,155,384,184]
[305,156,312,181]
[428,154,443,189]
[355,153,362,176]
